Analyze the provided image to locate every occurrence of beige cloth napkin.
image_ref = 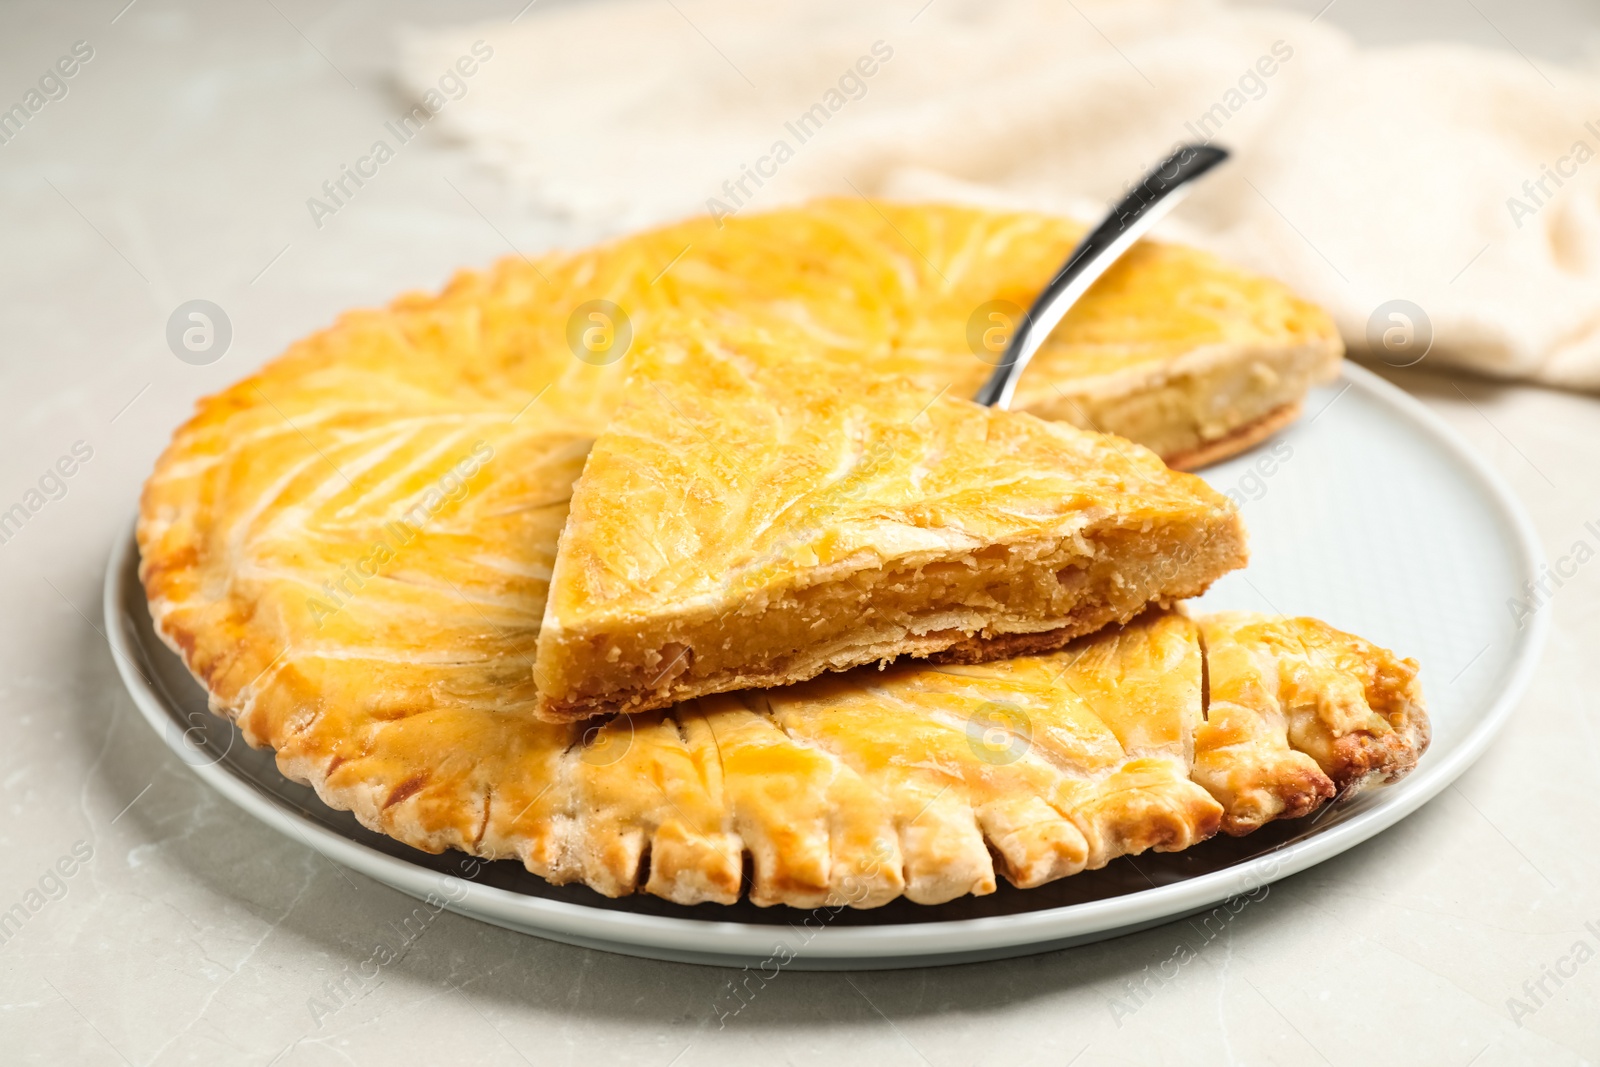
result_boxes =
[399,0,1600,390]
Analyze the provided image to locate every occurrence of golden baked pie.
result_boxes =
[138,241,1422,905]
[134,207,1414,908]
[534,322,1247,721]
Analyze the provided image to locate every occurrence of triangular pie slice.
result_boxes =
[533,323,1248,722]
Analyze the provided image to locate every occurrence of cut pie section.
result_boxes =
[533,324,1248,722]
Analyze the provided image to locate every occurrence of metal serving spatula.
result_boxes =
[974,143,1230,409]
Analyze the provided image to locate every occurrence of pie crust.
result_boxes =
[1164,401,1303,473]
[1194,612,1429,835]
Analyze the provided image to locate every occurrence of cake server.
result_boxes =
[974,143,1230,409]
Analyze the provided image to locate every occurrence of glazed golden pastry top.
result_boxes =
[585,198,1338,409]
[549,326,1236,614]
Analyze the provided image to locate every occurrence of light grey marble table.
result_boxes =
[2,1,1597,1064]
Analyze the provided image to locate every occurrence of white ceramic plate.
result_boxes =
[105,362,1547,970]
